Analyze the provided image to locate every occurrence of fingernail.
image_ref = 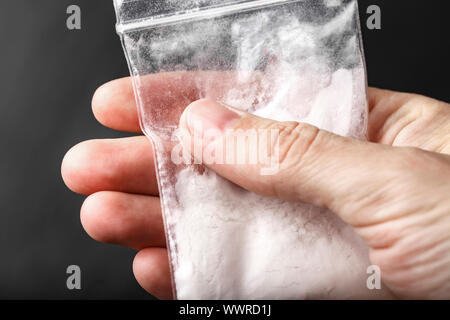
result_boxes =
[181,99,242,137]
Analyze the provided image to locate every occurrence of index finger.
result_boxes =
[92,77,142,133]
[92,71,262,133]
[94,73,390,135]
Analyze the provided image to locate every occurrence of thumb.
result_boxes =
[178,99,415,229]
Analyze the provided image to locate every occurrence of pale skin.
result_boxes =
[61,76,450,299]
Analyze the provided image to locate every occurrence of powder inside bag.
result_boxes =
[171,67,372,300]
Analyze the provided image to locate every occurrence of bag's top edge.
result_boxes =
[114,0,302,34]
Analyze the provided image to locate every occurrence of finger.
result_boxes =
[62,136,159,196]
[178,99,450,241]
[92,73,203,133]
[133,248,172,300]
[93,76,450,152]
[92,71,259,133]
[368,88,426,144]
[368,88,450,154]
[81,191,165,250]
[92,77,141,133]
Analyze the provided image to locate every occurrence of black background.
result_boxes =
[0,0,448,299]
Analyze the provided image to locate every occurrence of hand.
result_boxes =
[62,76,450,299]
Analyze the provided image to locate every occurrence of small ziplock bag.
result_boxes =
[114,0,390,299]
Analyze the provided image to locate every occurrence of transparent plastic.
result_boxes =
[114,0,388,299]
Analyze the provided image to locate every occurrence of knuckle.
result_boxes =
[264,122,321,197]
[275,122,321,168]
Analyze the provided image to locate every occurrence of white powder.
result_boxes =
[173,168,374,299]
[170,66,375,300]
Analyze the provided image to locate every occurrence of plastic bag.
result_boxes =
[114,0,387,299]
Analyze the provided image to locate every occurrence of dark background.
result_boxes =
[0,0,448,299]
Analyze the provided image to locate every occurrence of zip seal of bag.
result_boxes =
[115,0,306,33]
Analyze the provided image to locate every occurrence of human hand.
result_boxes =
[62,76,450,299]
